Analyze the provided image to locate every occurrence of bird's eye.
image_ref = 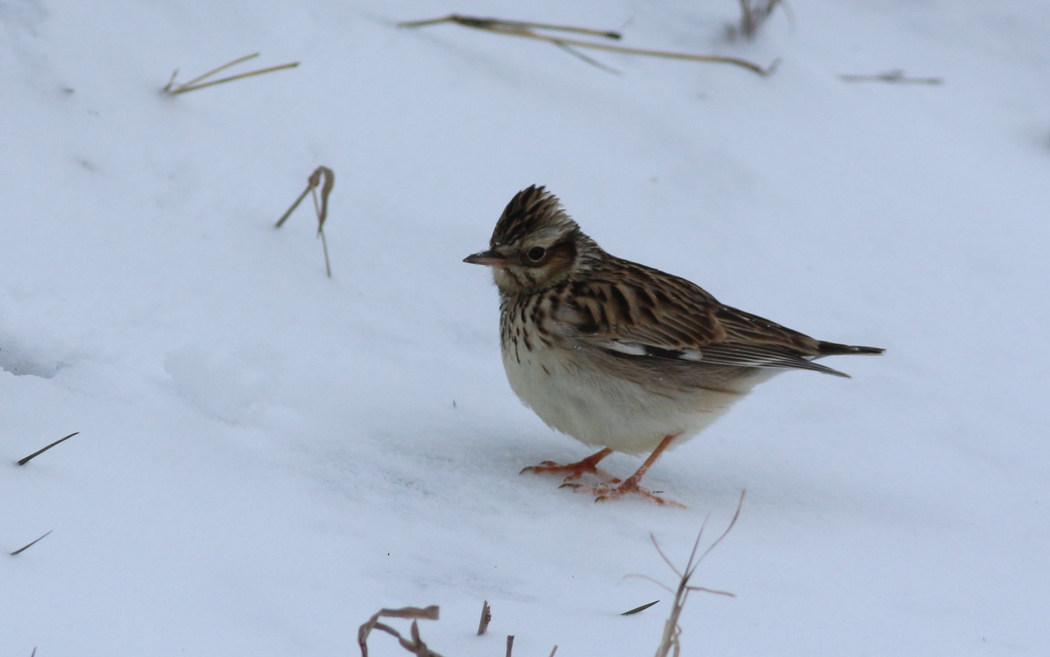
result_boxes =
[526,246,546,262]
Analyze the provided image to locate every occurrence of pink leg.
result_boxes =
[570,435,685,507]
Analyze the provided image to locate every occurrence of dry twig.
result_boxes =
[621,600,660,616]
[163,53,299,95]
[477,600,492,635]
[635,491,745,657]
[11,530,52,556]
[398,14,776,76]
[401,15,622,40]
[18,432,80,466]
[506,635,515,657]
[358,605,442,657]
[730,0,786,40]
[275,166,336,277]
[839,69,943,85]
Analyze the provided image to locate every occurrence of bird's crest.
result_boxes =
[490,185,580,248]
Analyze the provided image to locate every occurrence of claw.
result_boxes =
[521,460,563,474]
[568,481,685,507]
[519,448,614,481]
[519,438,685,506]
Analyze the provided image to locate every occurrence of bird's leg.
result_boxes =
[574,434,684,506]
[611,434,675,496]
[520,447,616,482]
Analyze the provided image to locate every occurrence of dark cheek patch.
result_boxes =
[538,240,577,272]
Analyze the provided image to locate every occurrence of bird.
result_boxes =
[464,185,883,504]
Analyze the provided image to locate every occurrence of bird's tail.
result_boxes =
[816,341,885,356]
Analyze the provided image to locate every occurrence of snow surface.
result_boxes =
[3,0,1049,655]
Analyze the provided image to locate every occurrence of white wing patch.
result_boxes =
[604,341,704,362]
[603,341,648,357]
[600,340,847,376]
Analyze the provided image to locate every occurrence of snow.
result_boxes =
[3,0,1049,655]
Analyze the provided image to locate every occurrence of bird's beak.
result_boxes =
[463,249,507,267]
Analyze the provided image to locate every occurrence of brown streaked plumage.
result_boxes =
[465,185,883,504]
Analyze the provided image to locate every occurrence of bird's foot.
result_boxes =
[562,476,685,508]
[520,448,617,483]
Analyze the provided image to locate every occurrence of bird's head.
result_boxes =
[464,185,600,295]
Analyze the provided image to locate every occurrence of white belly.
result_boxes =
[503,345,763,455]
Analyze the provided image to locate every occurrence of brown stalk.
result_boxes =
[358,605,442,657]
[398,14,776,76]
[735,0,785,40]
[275,166,336,277]
[839,69,943,85]
[18,432,80,466]
[477,600,492,635]
[647,491,745,657]
[400,15,621,40]
[11,530,52,556]
[163,53,299,95]
[621,600,660,616]
[553,42,623,75]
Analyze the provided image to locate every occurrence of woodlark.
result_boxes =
[465,185,883,504]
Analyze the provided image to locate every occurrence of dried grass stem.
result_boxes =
[358,605,442,657]
[276,166,336,277]
[477,600,492,635]
[163,53,299,95]
[840,69,943,85]
[17,432,80,466]
[399,14,776,76]
[649,491,746,657]
[11,530,53,556]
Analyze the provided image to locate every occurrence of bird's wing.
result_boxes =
[551,258,849,377]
